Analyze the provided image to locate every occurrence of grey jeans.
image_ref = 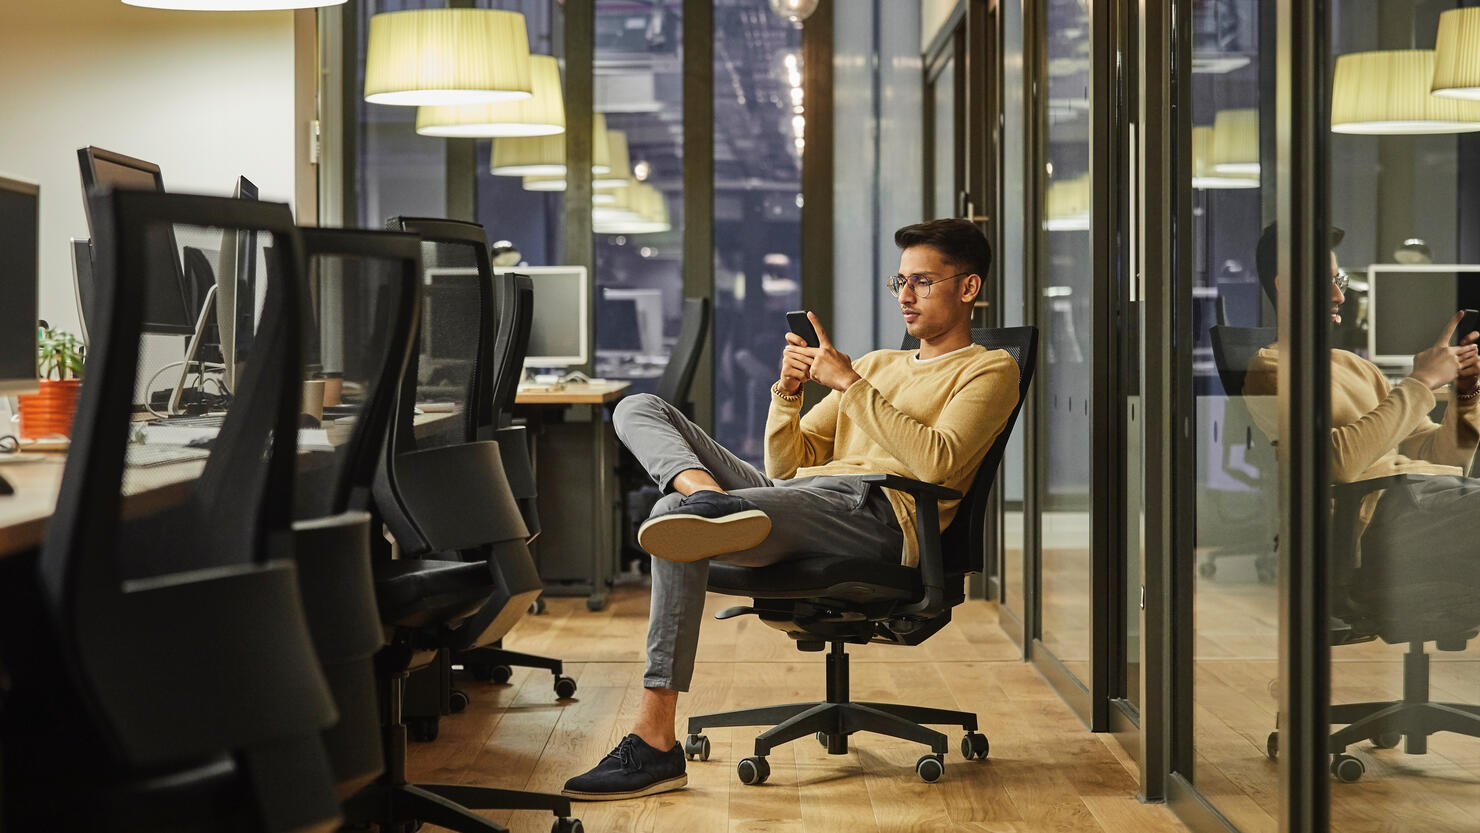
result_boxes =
[612,393,903,691]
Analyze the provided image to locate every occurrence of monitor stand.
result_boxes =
[167,284,219,416]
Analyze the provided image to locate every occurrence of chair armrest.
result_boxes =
[859,474,957,618]
[860,474,962,501]
[1330,473,1434,501]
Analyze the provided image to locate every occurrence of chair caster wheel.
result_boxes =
[1331,754,1365,783]
[684,733,710,761]
[916,754,945,783]
[586,596,605,612]
[1198,561,1216,579]
[551,817,583,833]
[960,732,989,760]
[737,756,770,785]
[816,731,829,748]
[448,689,469,713]
[554,675,577,699]
[530,597,547,615]
[1266,731,1279,760]
[407,717,439,743]
[492,664,513,685]
[468,662,494,682]
[1370,731,1401,749]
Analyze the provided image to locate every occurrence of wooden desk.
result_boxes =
[0,411,459,560]
[513,381,631,611]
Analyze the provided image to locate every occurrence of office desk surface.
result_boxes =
[515,381,630,405]
[0,411,459,560]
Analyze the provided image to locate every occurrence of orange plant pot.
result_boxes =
[17,378,83,440]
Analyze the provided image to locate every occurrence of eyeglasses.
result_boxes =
[885,271,971,298]
[1332,269,1349,293]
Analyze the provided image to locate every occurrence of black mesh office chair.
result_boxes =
[621,297,711,567]
[453,271,573,692]
[685,327,1037,785]
[1210,323,1480,782]
[0,191,340,831]
[291,227,426,800]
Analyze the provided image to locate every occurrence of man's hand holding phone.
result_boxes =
[1410,310,1480,392]
[778,311,860,395]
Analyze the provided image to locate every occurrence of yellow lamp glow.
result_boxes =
[125,0,344,8]
[491,113,612,176]
[594,131,633,188]
[364,8,532,107]
[1432,8,1480,100]
[416,54,564,138]
[1193,125,1259,189]
[1211,109,1260,175]
[522,175,616,204]
[1331,49,1480,134]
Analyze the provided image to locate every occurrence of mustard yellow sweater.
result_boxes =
[1245,347,1480,535]
[764,344,1021,567]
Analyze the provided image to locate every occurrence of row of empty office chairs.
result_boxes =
[0,189,580,832]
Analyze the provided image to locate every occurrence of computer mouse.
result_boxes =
[185,436,215,449]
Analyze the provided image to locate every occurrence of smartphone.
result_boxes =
[1456,309,1480,345]
[786,310,820,348]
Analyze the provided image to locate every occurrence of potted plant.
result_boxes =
[17,326,84,440]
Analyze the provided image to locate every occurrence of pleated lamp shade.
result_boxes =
[594,184,671,234]
[1192,126,1259,189]
[1210,109,1260,174]
[592,184,643,222]
[594,130,633,189]
[364,8,532,107]
[522,174,617,204]
[1042,175,1090,231]
[125,0,343,8]
[1432,8,1480,100]
[491,113,612,176]
[1331,49,1480,134]
[416,54,565,138]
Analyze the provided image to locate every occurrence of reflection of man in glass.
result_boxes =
[1243,223,1480,575]
[561,219,1021,801]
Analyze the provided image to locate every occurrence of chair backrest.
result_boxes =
[1209,324,1276,398]
[43,189,337,788]
[901,326,1039,575]
[386,217,497,447]
[656,296,710,414]
[489,271,534,429]
[296,227,423,518]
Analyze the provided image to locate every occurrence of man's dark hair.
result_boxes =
[894,219,993,287]
[1255,222,1345,304]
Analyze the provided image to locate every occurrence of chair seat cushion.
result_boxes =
[707,555,921,604]
[374,559,493,629]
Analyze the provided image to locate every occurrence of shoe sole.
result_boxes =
[561,774,688,801]
[637,510,772,563]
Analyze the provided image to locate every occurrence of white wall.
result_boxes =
[0,0,305,334]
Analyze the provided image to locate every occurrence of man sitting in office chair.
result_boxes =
[1243,223,1480,581]
[561,219,1021,801]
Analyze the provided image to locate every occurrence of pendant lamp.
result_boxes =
[522,175,617,204]
[1210,109,1260,174]
[124,0,344,8]
[1331,49,1480,134]
[593,130,633,189]
[491,113,612,176]
[1193,126,1259,189]
[416,54,564,138]
[1432,8,1480,100]
[1042,175,1090,232]
[594,184,671,234]
[364,8,532,107]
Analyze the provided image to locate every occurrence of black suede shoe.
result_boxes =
[637,490,772,562]
[561,734,688,801]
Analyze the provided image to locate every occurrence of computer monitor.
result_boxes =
[600,287,663,356]
[71,238,96,344]
[216,175,259,392]
[597,296,643,352]
[0,175,39,396]
[76,146,195,335]
[500,265,589,369]
[1366,263,1480,368]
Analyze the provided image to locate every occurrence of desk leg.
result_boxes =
[586,408,612,612]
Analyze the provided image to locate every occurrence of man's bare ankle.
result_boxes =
[632,727,677,751]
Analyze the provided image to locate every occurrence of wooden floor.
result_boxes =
[406,581,1189,833]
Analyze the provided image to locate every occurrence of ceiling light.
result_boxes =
[594,130,633,188]
[1210,109,1260,174]
[364,8,532,107]
[1331,49,1480,134]
[769,0,819,24]
[1043,174,1090,231]
[1432,8,1480,100]
[1192,126,1258,190]
[491,113,613,176]
[416,54,564,138]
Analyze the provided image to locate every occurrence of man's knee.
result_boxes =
[613,393,668,441]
